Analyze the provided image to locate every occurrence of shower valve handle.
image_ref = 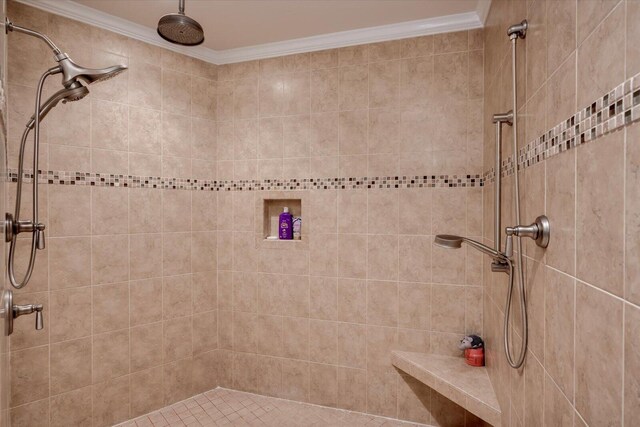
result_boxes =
[505,215,550,248]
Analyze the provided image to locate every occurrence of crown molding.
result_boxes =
[476,0,492,25]
[15,0,488,65]
[216,11,483,64]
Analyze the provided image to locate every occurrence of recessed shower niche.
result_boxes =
[259,193,305,248]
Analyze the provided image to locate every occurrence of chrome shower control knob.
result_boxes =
[505,215,550,248]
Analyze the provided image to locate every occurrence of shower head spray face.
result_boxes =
[58,57,127,88]
[434,234,464,249]
[157,0,205,46]
[26,85,90,129]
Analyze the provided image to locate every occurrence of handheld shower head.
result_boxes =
[433,234,464,249]
[157,0,205,46]
[434,234,508,262]
[58,57,127,88]
[26,85,89,129]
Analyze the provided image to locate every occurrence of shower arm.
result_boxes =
[5,18,62,55]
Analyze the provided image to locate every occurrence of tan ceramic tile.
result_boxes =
[309,276,337,320]
[369,41,401,62]
[400,35,434,58]
[91,235,129,285]
[309,363,338,407]
[50,387,92,427]
[92,329,129,383]
[10,398,49,427]
[575,281,623,426]
[163,316,193,362]
[431,285,465,333]
[544,267,575,400]
[192,271,217,313]
[163,232,192,276]
[544,372,574,426]
[576,131,624,296]
[546,150,576,275]
[281,359,309,402]
[577,3,624,107]
[163,274,193,320]
[192,310,218,354]
[93,281,129,333]
[49,236,91,289]
[337,322,366,369]
[337,278,366,323]
[130,322,162,372]
[10,346,49,406]
[129,367,163,418]
[48,185,90,237]
[50,337,92,395]
[50,287,91,342]
[129,233,162,280]
[163,357,194,404]
[398,235,431,283]
[398,282,430,330]
[434,31,468,53]
[282,316,309,360]
[309,319,338,364]
[397,373,431,425]
[369,60,400,108]
[91,100,128,151]
[627,123,640,305]
[366,369,398,418]
[130,277,162,326]
[625,303,640,425]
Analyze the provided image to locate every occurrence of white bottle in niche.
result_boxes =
[292,217,302,240]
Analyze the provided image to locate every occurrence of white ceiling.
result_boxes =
[73,0,482,50]
[19,0,489,63]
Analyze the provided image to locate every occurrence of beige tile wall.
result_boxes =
[213,30,487,425]
[482,0,639,426]
[6,2,218,426]
[6,1,491,426]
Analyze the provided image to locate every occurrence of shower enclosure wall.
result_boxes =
[482,0,640,426]
[6,1,486,425]
[7,0,639,426]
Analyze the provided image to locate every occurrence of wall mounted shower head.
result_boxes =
[58,57,127,88]
[434,234,508,262]
[157,0,205,46]
[26,85,89,130]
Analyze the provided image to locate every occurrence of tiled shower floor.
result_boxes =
[116,388,428,427]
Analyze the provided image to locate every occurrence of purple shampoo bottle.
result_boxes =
[279,207,293,240]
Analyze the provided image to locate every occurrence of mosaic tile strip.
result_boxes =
[486,71,640,182]
[7,169,483,190]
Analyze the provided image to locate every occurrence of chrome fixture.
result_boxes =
[505,216,550,254]
[434,235,509,263]
[434,18,550,370]
[507,20,528,40]
[491,111,514,273]
[157,0,205,46]
[502,18,529,369]
[4,18,127,289]
[1,290,43,335]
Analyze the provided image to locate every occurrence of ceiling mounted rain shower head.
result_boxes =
[157,0,205,46]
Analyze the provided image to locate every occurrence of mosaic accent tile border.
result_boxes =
[486,71,640,182]
[7,169,483,190]
[9,74,639,191]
